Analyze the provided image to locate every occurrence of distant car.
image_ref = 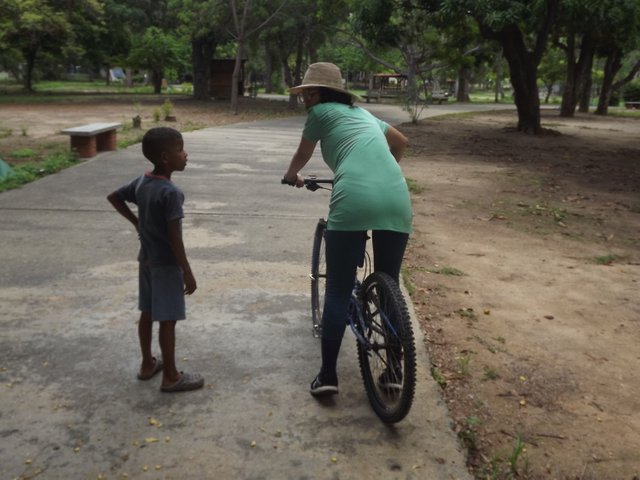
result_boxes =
[431,91,449,104]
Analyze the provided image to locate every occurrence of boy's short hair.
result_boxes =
[142,127,183,163]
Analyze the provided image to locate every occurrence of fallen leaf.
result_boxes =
[250,441,257,448]
[145,437,159,443]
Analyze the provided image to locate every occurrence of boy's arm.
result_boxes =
[167,219,196,295]
[107,191,139,232]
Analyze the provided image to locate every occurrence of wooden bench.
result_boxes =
[61,122,121,158]
[624,101,640,110]
[362,90,403,103]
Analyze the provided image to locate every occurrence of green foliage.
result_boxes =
[0,152,80,192]
[623,80,640,101]
[10,148,35,158]
[127,27,183,73]
[161,99,174,118]
[594,254,624,265]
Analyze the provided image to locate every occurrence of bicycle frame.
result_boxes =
[348,278,400,353]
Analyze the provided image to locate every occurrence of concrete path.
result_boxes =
[0,102,510,479]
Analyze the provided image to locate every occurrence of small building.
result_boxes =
[209,59,245,99]
[363,73,408,103]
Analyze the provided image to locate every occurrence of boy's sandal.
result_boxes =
[137,357,163,381]
[161,372,204,393]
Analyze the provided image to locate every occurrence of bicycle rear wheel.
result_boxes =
[310,219,327,338]
[356,272,416,423]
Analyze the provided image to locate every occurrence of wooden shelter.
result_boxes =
[209,59,245,99]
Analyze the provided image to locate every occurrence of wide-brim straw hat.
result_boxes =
[289,62,359,101]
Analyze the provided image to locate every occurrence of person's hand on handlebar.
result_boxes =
[282,172,305,188]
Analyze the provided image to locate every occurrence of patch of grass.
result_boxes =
[458,307,477,322]
[474,335,504,354]
[594,253,624,265]
[10,148,36,158]
[455,353,473,376]
[608,108,640,119]
[428,265,465,276]
[117,133,145,149]
[508,435,529,477]
[478,435,530,480]
[483,366,500,380]
[0,151,80,192]
[458,416,482,452]
[401,268,416,296]
[406,177,425,194]
[431,367,447,387]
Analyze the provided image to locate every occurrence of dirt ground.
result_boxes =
[402,111,639,480]
[1,99,639,479]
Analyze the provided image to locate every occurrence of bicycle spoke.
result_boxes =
[356,272,417,423]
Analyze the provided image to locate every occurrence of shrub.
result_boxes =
[622,80,640,102]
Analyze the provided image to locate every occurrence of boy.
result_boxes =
[107,127,203,393]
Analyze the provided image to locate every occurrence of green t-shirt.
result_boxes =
[302,103,412,233]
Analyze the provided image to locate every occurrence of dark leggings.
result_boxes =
[319,229,409,382]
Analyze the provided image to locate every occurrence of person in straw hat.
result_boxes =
[283,62,412,397]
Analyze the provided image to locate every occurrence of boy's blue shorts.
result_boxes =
[139,264,186,321]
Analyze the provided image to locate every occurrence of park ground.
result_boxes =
[1,97,639,479]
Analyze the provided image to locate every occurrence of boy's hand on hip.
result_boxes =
[184,271,197,295]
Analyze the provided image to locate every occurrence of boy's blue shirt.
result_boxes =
[116,172,184,266]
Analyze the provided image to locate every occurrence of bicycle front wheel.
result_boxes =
[356,272,417,423]
[310,219,327,338]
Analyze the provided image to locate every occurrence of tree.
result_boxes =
[257,0,346,108]
[127,27,185,93]
[594,1,640,115]
[538,46,565,103]
[172,0,231,100]
[1,0,71,91]
[441,0,560,134]
[350,0,456,106]
[554,0,602,116]
[228,0,287,114]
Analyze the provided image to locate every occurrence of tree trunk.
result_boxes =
[23,48,37,92]
[192,36,214,101]
[578,62,593,113]
[561,33,595,117]
[230,41,244,114]
[500,27,542,133]
[152,70,162,94]
[494,50,504,103]
[264,47,274,94]
[595,52,621,115]
[456,66,471,102]
[560,33,577,116]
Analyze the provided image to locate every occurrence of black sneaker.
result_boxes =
[378,366,402,390]
[310,375,338,397]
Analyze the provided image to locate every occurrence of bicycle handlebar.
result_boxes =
[281,176,334,191]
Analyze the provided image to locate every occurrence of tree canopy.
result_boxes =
[1,0,639,129]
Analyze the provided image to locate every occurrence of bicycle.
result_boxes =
[282,176,417,423]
